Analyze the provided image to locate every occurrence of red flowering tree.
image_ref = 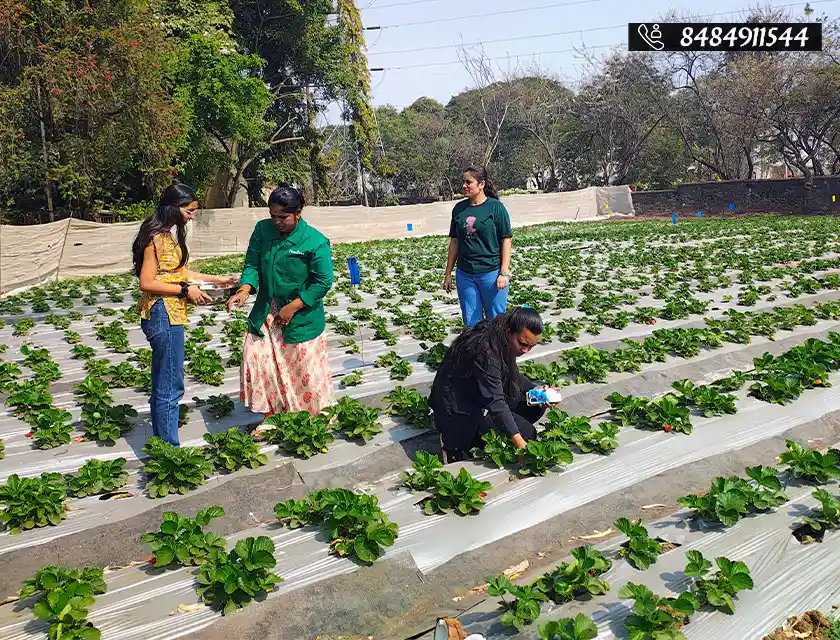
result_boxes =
[0,0,186,218]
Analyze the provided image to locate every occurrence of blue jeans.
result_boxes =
[140,299,185,446]
[455,268,509,328]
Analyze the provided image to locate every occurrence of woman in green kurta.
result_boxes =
[226,185,335,425]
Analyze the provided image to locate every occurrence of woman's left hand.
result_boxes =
[215,275,239,287]
[274,303,298,327]
[496,274,509,290]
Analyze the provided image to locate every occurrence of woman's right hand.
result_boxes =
[443,272,453,293]
[187,285,212,305]
[226,290,248,313]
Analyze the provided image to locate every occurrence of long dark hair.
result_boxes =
[131,183,196,277]
[268,183,304,212]
[464,166,499,200]
[445,307,543,399]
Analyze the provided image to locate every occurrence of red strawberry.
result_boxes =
[479,492,487,498]
[664,424,673,432]
[25,432,33,438]
[149,557,157,564]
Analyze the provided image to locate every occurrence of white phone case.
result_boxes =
[526,387,563,405]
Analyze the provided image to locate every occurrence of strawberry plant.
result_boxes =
[543,410,619,454]
[64,458,129,498]
[487,574,547,630]
[340,369,363,387]
[141,506,226,567]
[384,386,430,429]
[561,346,612,383]
[13,318,35,336]
[554,319,582,342]
[71,344,96,360]
[671,380,738,417]
[6,380,54,425]
[643,394,692,434]
[533,545,611,604]
[193,394,235,419]
[81,403,137,444]
[94,320,130,352]
[188,326,213,343]
[142,437,213,498]
[684,551,753,614]
[332,396,382,442]
[607,392,650,428]
[520,440,573,476]
[196,537,282,615]
[370,316,398,345]
[401,451,444,492]
[412,315,448,342]
[615,517,664,570]
[21,345,62,383]
[0,360,21,391]
[0,439,4,460]
[31,408,75,450]
[63,330,82,344]
[263,411,335,458]
[32,585,102,640]
[794,489,840,544]
[179,404,191,428]
[709,371,750,392]
[203,428,267,472]
[472,430,518,468]
[424,468,492,516]
[418,342,447,370]
[0,473,67,533]
[778,440,840,484]
[520,361,567,386]
[20,565,107,601]
[187,344,225,386]
[618,582,699,640]
[679,468,788,526]
[275,488,399,563]
[539,614,598,640]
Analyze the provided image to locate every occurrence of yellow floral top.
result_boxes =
[136,233,188,325]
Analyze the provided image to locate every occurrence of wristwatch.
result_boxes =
[500,271,510,278]
[177,282,190,299]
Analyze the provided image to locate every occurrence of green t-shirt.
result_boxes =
[449,198,512,275]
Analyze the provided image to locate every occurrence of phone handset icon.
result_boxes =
[638,23,664,50]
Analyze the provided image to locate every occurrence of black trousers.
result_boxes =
[442,397,547,463]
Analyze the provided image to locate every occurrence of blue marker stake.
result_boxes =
[729,203,735,211]
[407,223,413,232]
[698,210,703,217]
[672,211,677,225]
[347,257,361,286]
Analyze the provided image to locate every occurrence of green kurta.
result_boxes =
[238,218,334,343]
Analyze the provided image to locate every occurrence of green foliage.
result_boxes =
[142,437,213,498]
[332,396,383,442]
[20,565,106,601]
[679,467,788,526]
[274,488,399,564]
[618,582,699,640]
[796,489,840,543]
[684,551,753,614]
[539,614,598,640]
[203,428,267,472]
[401,451,444,492]
[262,411,335,458]
[196,537,282,615]
[383,386,430,429]
[423,468,492,516]
[0,473,67,534]
[65,458,129,498]
[141,507,227,567]
[520,439,574,476]
[615,517,664,571]
[471,430,518,469]
[543,410,619,454]
[778,440,840,484]
[193,394,236,419]
[487,574,547,630]
[533,545,612,604]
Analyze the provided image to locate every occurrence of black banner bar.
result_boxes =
[628,22,822,52]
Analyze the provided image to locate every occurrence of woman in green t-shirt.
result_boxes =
[443,166,513,328]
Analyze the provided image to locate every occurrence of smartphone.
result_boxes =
[526,387,563,406]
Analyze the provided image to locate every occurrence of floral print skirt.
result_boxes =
[240,317,334,416]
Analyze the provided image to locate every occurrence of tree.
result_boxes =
[0,0,185,219]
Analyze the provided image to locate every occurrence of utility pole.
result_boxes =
[35,81,55,222]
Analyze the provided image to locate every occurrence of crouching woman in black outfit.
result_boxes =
[429,306,547,462]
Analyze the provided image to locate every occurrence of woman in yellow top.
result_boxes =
[132,183,236,446]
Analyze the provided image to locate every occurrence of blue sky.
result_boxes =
[353,0,831,111]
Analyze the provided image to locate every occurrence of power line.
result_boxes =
[361,0,450,10]
[364,0,604,30]
[368,0,837,68]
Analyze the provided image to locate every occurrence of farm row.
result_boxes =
[2,216,840,639]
